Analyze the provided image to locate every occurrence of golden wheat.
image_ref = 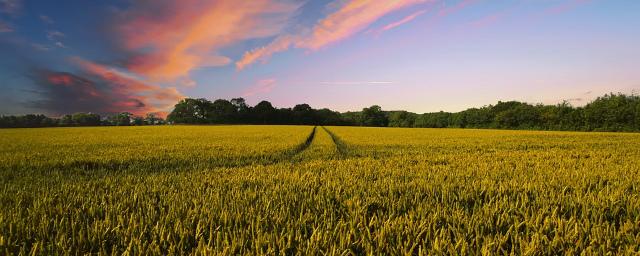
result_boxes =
[0,126,638,255]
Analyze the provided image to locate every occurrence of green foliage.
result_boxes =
[415,111,451,128]
[71,112,101,126]
[360,105,387,127]
[388,111,417,127]
[0,112,165,128]
[2,92,640,132]
[412,93,640,132]
[583,93,640,131]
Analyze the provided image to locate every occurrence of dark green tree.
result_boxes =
[253,101,276,124]
[361,105,388,127]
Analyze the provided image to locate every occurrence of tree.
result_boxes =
[293,104,315,125]
[230,98,250,123]
[144,113,163,125]
[253,101,276,124]
[388,111,416,127]
[230,98,249,112]
[494,103,539,129]
[109,112,132,126]
[583,93,639,131]
[211,99,237,123]
[460,107,492,128]
[132,116,144,125]
[361,105,388,127]
[167,98,212,124]
[71,113,101,126]
[59,115,73,126]
[415,111,450,128]
[316,108,344,126]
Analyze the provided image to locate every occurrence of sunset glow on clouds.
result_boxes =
[116,0,300,82]
[1,0,639,116]
[376,9,428,33]
[237,0,429,69]
[30,57,184,117]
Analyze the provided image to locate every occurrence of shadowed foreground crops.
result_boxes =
[1,126,639,255]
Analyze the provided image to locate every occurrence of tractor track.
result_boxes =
[321,126,348,157]
[26,126,325,173]
[287,126,317,158]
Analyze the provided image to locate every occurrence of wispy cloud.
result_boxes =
[27,57,185,117]
[376,9,428,34]
[237,0,429,70]
[0,0,21,15]
[30,43,50,51]
[113,0,301,84]
[435,0,477,18]
[39,15,54,24]
[71,57,184,105]
[46,30,64,41]
[236,35,295,70]
[544,0,591,15]
[242,79,277,97]
[297,0,429,50]
[54,42,67,49]
[319,81,394,86]
[467,7,512,29]
[0,19,12,32]
[44,30,68,48]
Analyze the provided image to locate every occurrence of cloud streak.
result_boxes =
[39,15,54,24]
[236,0,429,70]
[319,81,394,86]
[236,35,295,70]
[242,79,276,97]
[0,19,12,32]
[375,9,428,34]
[28,57,184,117]
[113,0,300,83]
[0,0,21,15]
[544,0,591,15]
[298,0,429,50]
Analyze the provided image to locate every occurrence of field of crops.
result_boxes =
[1,125,639,255]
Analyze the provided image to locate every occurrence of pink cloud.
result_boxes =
[70,57,185,115]
[544,0,591,15]
[236,0,429,70]
[297,0,429,50]
[242,79,277,97]
[377,9,428,34]
[0,20,12,32]
[435,0,477,18]
[114,0,300,83]
[236,35,295,70]
[320,81,394,86]
[39,71,156,116]
[47,73,74,87]
[467,6,516,30]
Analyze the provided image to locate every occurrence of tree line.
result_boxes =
[168,93,640,132]
[2,93,639,132]
[0,112,165,128]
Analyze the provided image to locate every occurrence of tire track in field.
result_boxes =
[287,126,317,157]
[22,126,320,173]
[321,126,349,157]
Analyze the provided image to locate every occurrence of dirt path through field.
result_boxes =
[321,126,348,157]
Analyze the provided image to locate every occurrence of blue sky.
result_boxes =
[1,0,639,116]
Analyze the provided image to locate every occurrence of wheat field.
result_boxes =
[1,126,639,255]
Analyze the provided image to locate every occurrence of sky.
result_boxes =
[1,0,639,117]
